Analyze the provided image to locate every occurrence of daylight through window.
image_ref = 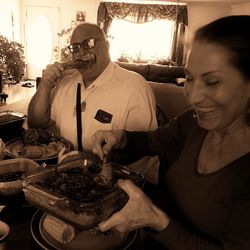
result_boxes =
[108,19,175,64]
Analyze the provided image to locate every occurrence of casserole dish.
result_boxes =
[23,154,144,229]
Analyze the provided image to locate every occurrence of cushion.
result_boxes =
[116,62,149,79]
[148,65,186,84]
[149,81,190,121]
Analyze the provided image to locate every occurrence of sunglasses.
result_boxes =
[68,38,103,53]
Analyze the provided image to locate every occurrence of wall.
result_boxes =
[1,0,249,78]
[20,0,100,45]
[1,0,249,46]
[0,0,21,42]
[19,0,100,78]
[232,2,250,14]
[186,2,231,45]
[95,1,234,50]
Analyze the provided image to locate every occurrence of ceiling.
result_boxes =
[105,0,250,6]
[181,0,250,2]
[148,0,250,3]
[117,0,250,4]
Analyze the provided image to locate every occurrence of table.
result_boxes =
[0,97,31,143]
[0,193,142,250]
[0,98,150,249]
[0,97,31,114]
[0,98,45,249]
[0,194,42,250]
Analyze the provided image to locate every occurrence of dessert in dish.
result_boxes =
[23,157,144,229]
[36,162,113,203]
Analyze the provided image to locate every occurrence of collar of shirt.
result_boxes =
[68,61,114,91]
[86,61,114,91]
[68,62,115,101]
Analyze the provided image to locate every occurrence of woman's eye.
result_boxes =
[205,79,219,85]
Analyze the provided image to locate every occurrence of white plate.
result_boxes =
[30,210,137,250]
[5,137,71,162]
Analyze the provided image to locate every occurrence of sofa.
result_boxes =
[116,62,186,85]
[117,62,190,124]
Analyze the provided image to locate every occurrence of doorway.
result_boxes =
[26,6,60,80]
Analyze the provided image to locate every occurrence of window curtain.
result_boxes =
[97,2,188,65]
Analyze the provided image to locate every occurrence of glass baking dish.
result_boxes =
[23,154,144,229]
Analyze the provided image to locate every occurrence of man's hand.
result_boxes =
[41,62,64,89]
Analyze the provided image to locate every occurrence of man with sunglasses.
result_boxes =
[28,23,157,167]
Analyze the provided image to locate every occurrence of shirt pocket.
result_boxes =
[91,118,113,132]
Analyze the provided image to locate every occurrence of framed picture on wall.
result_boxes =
[76,11,86,22]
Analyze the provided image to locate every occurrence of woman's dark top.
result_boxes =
[123,109,250,250]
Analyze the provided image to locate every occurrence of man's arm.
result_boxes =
[27,62,64,128]
[27,81,53,128]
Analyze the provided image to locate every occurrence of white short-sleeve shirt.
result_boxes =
[51,62,157,150]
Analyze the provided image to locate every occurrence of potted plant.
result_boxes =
[0,34,26,84]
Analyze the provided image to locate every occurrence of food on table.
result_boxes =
[0,171,25,182]
[23,156,143,229]
[21,145,45,158]
[37,162,113,203]
[0,113,22,124]
[15,128,66,159]
[43,214,76,244]
[22,128,50,145]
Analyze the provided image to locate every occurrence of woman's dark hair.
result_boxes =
[194,15,250,79]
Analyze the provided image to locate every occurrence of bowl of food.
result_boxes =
[23,153,144,229]
[0,158,40,196]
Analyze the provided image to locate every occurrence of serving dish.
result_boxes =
[0,158,40,196]
[23,154,144,229]
[0,110,27,139]
[31,209,137,250]
[4,137,71,162]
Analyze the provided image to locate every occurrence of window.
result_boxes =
[107,18,175,64]
[0,10,13,40]
[98,2,188,65]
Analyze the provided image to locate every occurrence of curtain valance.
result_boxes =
[98,2,188,25]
